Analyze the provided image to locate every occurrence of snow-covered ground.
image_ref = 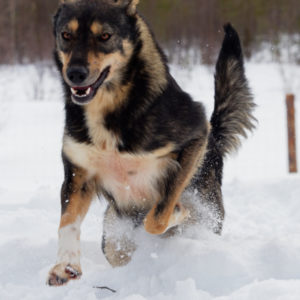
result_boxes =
[0,61,300,300]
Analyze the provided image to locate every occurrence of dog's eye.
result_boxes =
[98,33,111,42]
[62,32,72,41]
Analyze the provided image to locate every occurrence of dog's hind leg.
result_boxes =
[102,206,136,267]
[144,134,209,235]
[190,139,225,234]
[47,155,96,286]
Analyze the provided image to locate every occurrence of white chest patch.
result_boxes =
[63,136,178,210]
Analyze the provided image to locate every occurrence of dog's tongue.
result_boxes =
[73,85,90,91]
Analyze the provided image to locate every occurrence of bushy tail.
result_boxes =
[210,23,256,157]
[191,24,256,233]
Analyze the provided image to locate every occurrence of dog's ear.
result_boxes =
[109,0,139,15]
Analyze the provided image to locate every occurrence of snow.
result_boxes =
[0,61,300,300]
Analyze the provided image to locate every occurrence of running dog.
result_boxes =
[48,0,255,286]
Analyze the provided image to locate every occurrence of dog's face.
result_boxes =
[54,0,139,105]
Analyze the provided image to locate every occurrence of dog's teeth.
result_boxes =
[70,87,91,98]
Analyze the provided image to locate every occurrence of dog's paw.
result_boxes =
[144,207,168,235]
[47,263,82,286]
[144,217,168,235]
[144,203,190,235]
[167,203,190,230]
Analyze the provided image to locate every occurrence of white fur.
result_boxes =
[63,136,178,210]
[56,217,81,266]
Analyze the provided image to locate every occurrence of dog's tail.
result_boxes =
[210,23,256,157]
[192,24,255,233]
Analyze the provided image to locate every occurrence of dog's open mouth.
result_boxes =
[70,66,110,105]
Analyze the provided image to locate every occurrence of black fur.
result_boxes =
[51,1,255,274]
[212,23,256,156]
[106,75,207,153]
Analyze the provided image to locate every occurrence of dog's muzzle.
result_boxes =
[68,66,110,105]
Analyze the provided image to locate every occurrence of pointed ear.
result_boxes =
[127,0,139,15]
[110,0,139,15]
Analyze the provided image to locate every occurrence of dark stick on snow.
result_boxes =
[93,286,117,293]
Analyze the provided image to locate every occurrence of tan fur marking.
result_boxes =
[82,42,135,148]
[90,21,102,35]
[58,50,72,81]
[59,169,95,228]
[60,194,93,228]
[48,166,94,286]
[58,51,71,67]
[92,76,131,116]
[68,19,79,33]
[87,39,133,91]
[127,0,139,15]
[136,16,167,96]
[152,143,175,158]
[84,89,125,149]
[83,39,134,123]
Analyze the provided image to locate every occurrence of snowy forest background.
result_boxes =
[1,0,300,65]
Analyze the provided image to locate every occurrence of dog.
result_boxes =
[47,0,255,286]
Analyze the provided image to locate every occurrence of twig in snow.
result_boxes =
[93,286,117,293]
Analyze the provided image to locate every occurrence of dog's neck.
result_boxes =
[135,15,168,97]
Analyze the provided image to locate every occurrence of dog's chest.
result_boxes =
[63,136,174,210]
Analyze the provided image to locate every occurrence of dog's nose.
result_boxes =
[67,66,89,85]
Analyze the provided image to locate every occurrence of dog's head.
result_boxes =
[53,0,139,105]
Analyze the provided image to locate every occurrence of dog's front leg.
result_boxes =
[144,136,208,235]
[48,157,95,286]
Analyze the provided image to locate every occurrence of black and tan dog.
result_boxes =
[48,0,255,286]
